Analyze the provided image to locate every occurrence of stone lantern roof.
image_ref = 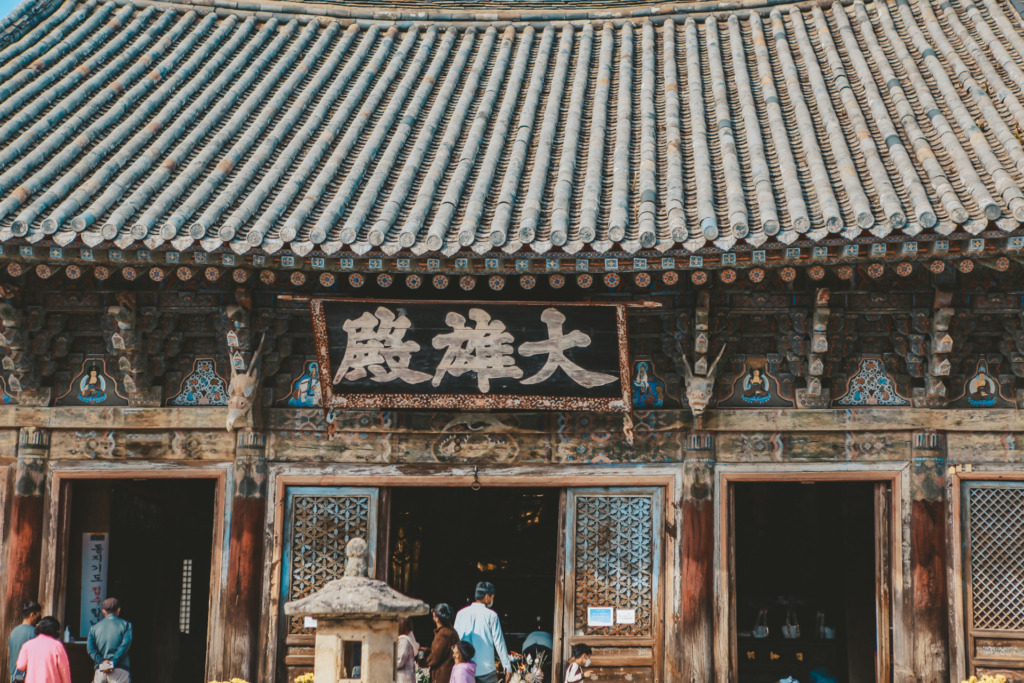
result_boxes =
[284,538,429,619]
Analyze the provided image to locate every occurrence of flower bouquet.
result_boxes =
[962,676,1007,683]
[507,651,546,683]
[415,668,431,683]
[294,674,315,683]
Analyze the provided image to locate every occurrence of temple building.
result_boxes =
[1,0,1024,678]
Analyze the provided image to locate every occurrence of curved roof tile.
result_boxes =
[2,0,1024,259]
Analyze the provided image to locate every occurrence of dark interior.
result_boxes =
[66,479,215,683]
[388,487,559,663]
[734,482,878,683]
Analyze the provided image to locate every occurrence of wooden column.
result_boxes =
[680,433,715,682]
[911,432,948,683]
[218,430,268,682]
[2,428,49,676]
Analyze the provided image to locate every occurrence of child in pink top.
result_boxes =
[15,617,71,683]
[449,641,477,683]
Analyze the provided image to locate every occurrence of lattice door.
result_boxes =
[563,488,663,680]
[963,482,1024,678]
[279,487,378,675]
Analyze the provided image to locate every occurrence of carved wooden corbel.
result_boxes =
[0,285,51,406]
[912,289,953,408]
[104,291,162,406]
[669,292,727,428]
[796,288,831,408]
[224,290,266,431]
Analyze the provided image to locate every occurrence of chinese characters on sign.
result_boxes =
[80,533,109,638]
[311,300,629,411]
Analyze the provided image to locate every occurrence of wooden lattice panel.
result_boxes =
[286,493,372,634]
[968,486,1024,632]
[572,494,654,637]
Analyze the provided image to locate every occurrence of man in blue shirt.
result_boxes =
[87,598,132,683]
[7,600,41,681]
[454,582,511,683]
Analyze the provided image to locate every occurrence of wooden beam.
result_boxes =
[911,434,949,682]
[0,406,228,430]
[680,444,715,682]
[1,429,48,677]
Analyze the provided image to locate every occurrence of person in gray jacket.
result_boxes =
[7,600,41,682]
[86,598,132,683]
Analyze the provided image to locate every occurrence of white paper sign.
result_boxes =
[616,608,636,625]
[303,616,318,629]
[80,533,109,638]
[587,607,614,628]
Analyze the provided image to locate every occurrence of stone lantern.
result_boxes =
[285,538,429,682]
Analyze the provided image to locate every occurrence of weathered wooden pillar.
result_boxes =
[910,431,948,683]
[2,428,49,674]
[220,430,268,681]
[680,432,715,682]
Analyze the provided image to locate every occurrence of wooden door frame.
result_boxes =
[40,462,229,682]
[712,463,909,683]
[949,469,1024,681]
[259,463,679,683]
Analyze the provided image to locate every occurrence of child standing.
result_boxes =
[565,644,593,683]
[449,641,476,683]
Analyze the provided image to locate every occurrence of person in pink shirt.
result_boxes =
[15,617,71,683]
[449,641,477,683]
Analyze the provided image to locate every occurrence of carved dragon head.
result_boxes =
[679,344,726,424]
[226,334,266,431]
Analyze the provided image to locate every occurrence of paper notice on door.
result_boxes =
[304,617,318,629]
[587,607,614,628]
[616,609,636,625]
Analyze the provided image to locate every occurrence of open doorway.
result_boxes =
[733,482,877,683]
[388,487,559,670]
[65,479,216,683]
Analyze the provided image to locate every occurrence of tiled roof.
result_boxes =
[2,0,1024,260]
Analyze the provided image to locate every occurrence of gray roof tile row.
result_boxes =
[2,0,1024,258]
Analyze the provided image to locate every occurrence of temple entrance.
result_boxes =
[387,487,560,663]
[733,482,880,683]
[272,476,668,683]
[64,480,216,683]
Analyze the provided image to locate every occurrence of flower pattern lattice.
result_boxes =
[287,494,371,634]
[169,359,228,406]
[835,357,908,406]
[573,495,654,637]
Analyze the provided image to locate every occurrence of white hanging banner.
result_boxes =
[80,533,109,638]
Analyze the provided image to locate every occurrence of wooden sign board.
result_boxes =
[311,299,630,411]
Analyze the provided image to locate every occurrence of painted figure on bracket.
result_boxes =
[742,368,771,404]
[968,369,997,407]
[78,364,107,403]
[288,362,322,407]
[631,361,664,409]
